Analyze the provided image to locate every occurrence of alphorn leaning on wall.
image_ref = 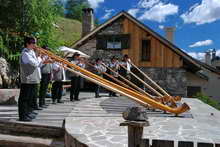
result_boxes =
[33,46,190,115]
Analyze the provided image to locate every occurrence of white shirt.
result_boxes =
[52,63,66,81]
[22,48,41,67]
[22,48,43,79]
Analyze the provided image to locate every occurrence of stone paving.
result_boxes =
[1,92,220,146]
[65,96,220,147]
[0,92,95,126]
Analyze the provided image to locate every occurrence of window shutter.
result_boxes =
[141,40,151,61]
[121,34,130,49]
[96,35,107,50]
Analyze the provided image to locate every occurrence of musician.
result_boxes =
[70,52,85,101]
[38,46,52,108]
[18,37,46,121]
[94,58,106,98]
[119,54,132,80]
[108,56,120,97]
[51,62,65,104]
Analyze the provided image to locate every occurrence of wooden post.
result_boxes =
[120,121,149,147]
[152,140,174,147]
[198,142,213,147]
[178,141,194,147]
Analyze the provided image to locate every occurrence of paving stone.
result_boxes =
[1,92,220,146]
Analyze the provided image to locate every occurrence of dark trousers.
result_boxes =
[95,84,100,97]
[109,76,117,96]
[18,84,37,120]
[70,77,81,100]
[39,74,50,106]
[31,84,39,109]
[52,81,63,102]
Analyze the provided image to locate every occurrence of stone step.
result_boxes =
[0,120,64,138]
[0,134,64,147]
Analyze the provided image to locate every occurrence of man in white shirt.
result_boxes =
[19,37,46,121]
[119,54,132,80]
[108,56,120,97]
[39,46,53,108]
[94,58,106,98]
[51,62,65,104]
[69,52,84,101]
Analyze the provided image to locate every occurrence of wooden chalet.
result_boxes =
[71,9,220,98]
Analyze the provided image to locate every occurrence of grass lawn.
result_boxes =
[55,17,82,47]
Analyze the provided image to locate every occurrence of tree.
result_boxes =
[0,0,61,67]
[53,0,65,17]
[65,0,90,21]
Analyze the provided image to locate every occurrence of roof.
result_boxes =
[71,11,220,76]
[196,60,220,75]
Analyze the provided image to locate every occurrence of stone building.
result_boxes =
[71,8,220,98]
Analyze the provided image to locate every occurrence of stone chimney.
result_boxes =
[212,49,216,60]
[205,51,211,65]
[82,8,94,37]
[164,27,175,43]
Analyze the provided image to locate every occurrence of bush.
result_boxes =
[195,93,220,110]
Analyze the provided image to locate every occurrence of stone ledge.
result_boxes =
[0,89,19,105]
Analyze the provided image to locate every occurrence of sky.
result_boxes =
[86,0,220,61]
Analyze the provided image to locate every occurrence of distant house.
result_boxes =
[71,8,220,99]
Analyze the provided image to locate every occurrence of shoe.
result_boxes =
[39,105,47,108]
[52,101,56,104]
[27,114,36,119]
[19,117,32,122]
[34,107,43,110]
[57,100,64,103]
[95,95,101,98]
[74,99,80,101]
[32,111,38,115]
[44,104,49,107]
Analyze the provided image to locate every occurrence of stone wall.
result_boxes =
[0,57,10,88]
[0,57,19,88]
[78,18,124,62]
[140,67,187,97]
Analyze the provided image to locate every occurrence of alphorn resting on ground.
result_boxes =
[34,46,190,115]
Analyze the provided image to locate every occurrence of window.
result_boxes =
[96,34,130,50]
[141,40,151,61]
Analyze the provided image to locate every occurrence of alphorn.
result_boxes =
[34,46,190,115]
[118,64,177,107]
[130,62,181,102]
[87,62,137,92]
[120,64,163,97]
[119,64,178,107]
[101,63,153,97]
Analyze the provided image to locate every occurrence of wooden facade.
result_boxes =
[122,18,183,68]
